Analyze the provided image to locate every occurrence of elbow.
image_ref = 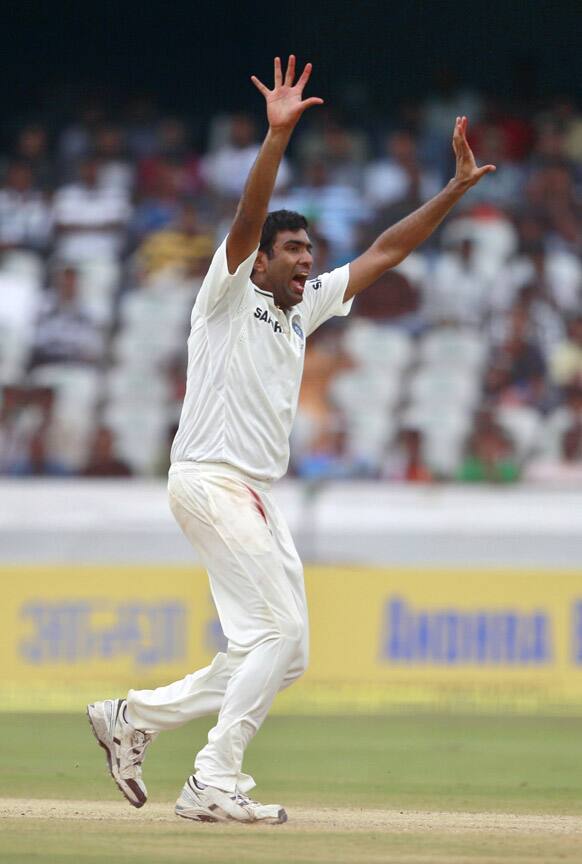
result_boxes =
[371,243,406,272]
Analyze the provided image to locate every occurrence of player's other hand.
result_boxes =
[251,55,324,132]
[452,116,496,189]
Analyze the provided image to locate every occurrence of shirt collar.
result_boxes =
[253,286,275,302]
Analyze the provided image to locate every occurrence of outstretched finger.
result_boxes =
[251,75,270,97]
[298,96,324,114]
[284,54,296,87]
[475,163,496,179]
[296,62,313,91]
[452,122,463,153]
[274,56,282,88]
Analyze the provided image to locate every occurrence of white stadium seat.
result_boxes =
[408,367,481,411]
[0,270,42,384]
[330,368,401,414]
[344,410,396,469]
[342,320,413,372]
[105,367,169,405]
[496,405,543,460]
[104,402,170,474]
[29,364,103,468]
[75,258,121,326]
[400,403,473,477]
[418,327,486,371]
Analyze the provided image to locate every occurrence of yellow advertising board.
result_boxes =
[1,565,582,713]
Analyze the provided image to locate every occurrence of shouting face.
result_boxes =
[252,229,314,310]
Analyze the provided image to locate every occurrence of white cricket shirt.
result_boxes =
[171,237,352,483]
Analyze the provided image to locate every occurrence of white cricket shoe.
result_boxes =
[86,698,157,808]
[175,775,287,824]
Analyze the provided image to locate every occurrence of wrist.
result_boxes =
[267,125,293,145]
[448,177,472,197]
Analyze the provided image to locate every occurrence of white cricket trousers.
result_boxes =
[126,461,308,793]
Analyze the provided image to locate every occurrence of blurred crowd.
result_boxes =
[1,86,582,484]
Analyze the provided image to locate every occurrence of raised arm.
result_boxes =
[345,116,495,301]
[226,55,323,274]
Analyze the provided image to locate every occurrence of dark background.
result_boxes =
[3,1,581,130]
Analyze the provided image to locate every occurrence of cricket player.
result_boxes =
[87,56,494,824]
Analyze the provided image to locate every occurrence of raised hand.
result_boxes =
[251,55,324,132]
[452,116,496,188]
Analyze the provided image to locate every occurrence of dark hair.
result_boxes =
[259,210,308,256]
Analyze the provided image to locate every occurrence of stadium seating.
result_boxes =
[1,96,581,481]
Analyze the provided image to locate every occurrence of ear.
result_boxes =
[253,250,268,274]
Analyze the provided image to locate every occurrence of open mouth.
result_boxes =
[291,274,308,294]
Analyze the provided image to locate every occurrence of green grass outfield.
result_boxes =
[1,713,582,863]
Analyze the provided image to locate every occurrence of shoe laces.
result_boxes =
[231,791,259,807]
[126,729,153,767]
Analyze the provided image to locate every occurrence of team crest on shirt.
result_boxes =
[292,320,304,341]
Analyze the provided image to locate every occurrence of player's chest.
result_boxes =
[246,299,306,361]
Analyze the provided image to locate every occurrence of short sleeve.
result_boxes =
[194,236,258,319]
[302,264,353,337]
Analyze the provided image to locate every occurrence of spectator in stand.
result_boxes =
[202,113,290,200]
[525,132,580,249]
[550,314,582,389]
[58,98,108,177]
[441,205,518,282]
[294,425,353,480]
[489,242,580,358]
[457,411,520,483]
[81,425,132,477]
[12,123,54,191]
[28,265,104,368]
[137,117,203,200]
[489,282,563,367]
[6,421,71,477]
[124,94,160,160]
[0,386,65,476]
[419,65,483,174]
[0,161,51,254]
[466,98,534,163]
[463,123,525,208]
[94,124,134,194]
[515,282,565,362]
[284,159,368,266]
[385,427,433,483]
[295,110,368,186]
[530,117,567,165]
[515,244,580,314]
[132,157,184,241]
[485,303,547,409]
[307,228,332,278]
[544,385,582,460]
[363,130,441,212]
[292,324,353,478]
[515,213,546,251]
[354,268,421,331]
[524,420,582,484]
[52,156,131,262]
[424,236,489,327]
[137,200,214,277]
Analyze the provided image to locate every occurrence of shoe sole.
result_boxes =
[86,704,146,809]
[176,809,222,823]
[175,806,288,825]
